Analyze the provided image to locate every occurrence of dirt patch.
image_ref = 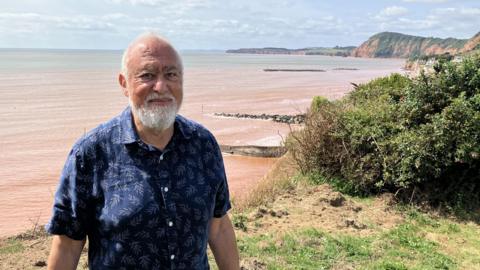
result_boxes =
[0,230,50,270]
[235,183,403,239]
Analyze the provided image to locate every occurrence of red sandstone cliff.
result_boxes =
[461,32,480,53]
[351,32,477,58]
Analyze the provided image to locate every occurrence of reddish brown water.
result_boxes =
[0,53,405,236]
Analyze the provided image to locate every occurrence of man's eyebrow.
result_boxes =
[141,63,157,70]
[133,64,156,74]
[163,66,182,73]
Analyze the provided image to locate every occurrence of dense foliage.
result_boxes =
[288,55,480,207]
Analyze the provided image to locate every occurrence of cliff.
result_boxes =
[351,32,469,58]
[226,32,480,59]
[461,32,480,53]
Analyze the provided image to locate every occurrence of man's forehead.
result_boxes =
[128,42,180,68]
[137,61,180,72]
[133,45,175,59]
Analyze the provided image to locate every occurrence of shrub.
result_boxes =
[310,96,330,112]
[288,54,480,207]
[286,97,346,176]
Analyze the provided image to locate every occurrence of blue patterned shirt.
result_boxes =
[46,107,231,269]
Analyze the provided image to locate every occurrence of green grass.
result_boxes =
[304,172,369,197]
[232,214,248,232]
[234,212,468,270]
[0,238,24,255]
[401,208,480,269]
[378,224,455,269]
[238,228,373,269]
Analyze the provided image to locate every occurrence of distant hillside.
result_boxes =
[351,32,478,58]
[226,46,355,57]
[226,32,480,59]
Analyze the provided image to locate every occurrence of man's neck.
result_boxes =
[133,117,175,151]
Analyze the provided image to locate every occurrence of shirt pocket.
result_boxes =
[99,165,156,231]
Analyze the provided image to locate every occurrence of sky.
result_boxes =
[0,0,479,50]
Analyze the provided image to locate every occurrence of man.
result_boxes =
[46,32,240,270]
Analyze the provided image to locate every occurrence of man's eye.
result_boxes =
[139,73,155,80]
[165,72,180,80]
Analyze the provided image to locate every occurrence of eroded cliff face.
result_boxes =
[351,39,380,58]
[461,32,480,53]
[351,32,473,58]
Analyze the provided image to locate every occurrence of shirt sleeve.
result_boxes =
[211,138,231,218]
[45,146,92,240]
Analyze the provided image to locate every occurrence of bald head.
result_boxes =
[121,32,183,78]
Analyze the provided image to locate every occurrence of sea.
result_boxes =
[0,49,405,236]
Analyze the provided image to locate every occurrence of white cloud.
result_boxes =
[101,13,130,20]
[396,17,439,30]
[378,19,437,32]
[0,0,476,49]
[0,12,123,34]
[434,7,480,16]
[402,0,448,3]
[110,0,165,5]
[107,0,211,9]
[379,6,408,17]
[368,4,478,40]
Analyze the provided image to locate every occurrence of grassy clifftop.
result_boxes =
[351,31,477,58]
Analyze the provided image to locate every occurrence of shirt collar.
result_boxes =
[119,106,139,145]
[174,114,195,140]
[119,106,195,145]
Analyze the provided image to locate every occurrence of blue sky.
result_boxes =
[0,0,478,50]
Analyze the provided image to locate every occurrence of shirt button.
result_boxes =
[168,221,173,227]
[164,187,169,192]
[170,254,175,260]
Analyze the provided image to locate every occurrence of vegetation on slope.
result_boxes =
[287,54,480,212]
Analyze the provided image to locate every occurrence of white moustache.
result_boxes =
[146,93,175,102]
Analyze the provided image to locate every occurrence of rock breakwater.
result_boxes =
[220,145,286,157]
[263,68,326,72]
[214,112,305,124]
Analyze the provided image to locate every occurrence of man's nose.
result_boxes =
[153,76,168,93]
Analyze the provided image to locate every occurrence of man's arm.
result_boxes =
[47,235,86,270]
[208,214,240,270]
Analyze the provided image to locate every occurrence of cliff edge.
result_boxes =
[351,32,470,58]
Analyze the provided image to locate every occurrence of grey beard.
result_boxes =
[130,96,178,133]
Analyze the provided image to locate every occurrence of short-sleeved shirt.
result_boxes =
[46,107,231,270]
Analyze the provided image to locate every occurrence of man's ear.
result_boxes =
[118,73,129,97]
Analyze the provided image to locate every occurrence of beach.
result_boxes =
[0,50,405,237]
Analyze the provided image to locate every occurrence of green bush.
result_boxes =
[288,54,480,207]
[310,95,330,112]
